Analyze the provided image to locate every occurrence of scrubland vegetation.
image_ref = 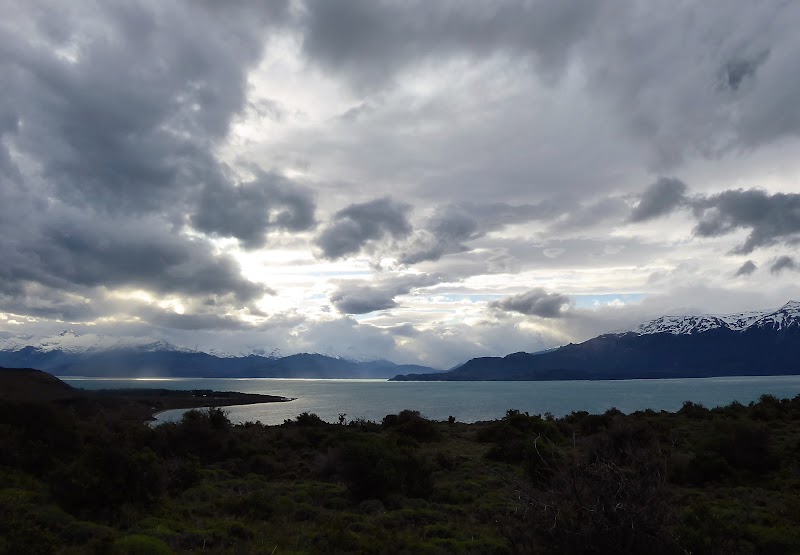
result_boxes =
[3,393,800,554]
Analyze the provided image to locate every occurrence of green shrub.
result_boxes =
[50,445,165,519]
[113,534,173,554]
[686,417,776,482]
[678,401,711,419]
[382,410,440,441]
[331,437,434,501]
[481,410,563,469]
[284,411,326,427]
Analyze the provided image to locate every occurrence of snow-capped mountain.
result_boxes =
[629,301,800,335]
[0,330,194,354]
[393,301,800,381]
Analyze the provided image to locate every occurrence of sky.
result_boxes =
[2,0,800,369]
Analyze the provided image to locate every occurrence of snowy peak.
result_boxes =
[630,301,800,336]
[634,315,732,335]
[748,301,800,332]
[0,331,195,354]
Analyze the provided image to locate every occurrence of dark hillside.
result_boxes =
[0,366,291,421]
[0,366,79,401]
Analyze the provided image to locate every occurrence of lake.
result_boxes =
[62,375,800,426]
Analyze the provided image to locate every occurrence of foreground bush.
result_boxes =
[3,397,800,553]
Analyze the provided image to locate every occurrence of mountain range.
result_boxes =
[391,301,800,381]
[0,331,437,379]
[4,301,800,381]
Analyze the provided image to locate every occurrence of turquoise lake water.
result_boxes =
[62,375,800,426]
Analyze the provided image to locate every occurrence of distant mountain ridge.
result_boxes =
[392,301,800,381]
[625,300,800,335]
[0,330,194,355]
[0,332,437,379]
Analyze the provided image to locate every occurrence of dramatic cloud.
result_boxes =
[630,178,689,222]
[2,1,800,367]
[316,197,412,259]
[192,172,316,249]
[300,0,599,90]
[550,197,630,232]
[137,308,253,332]
[690,190,800,254]
[42,212,266,301]
[2,1,290,213]
[770,256,797,274]
[299,1,800,165]
[0,1,286,322]
[734,260,757,277]
[630,184,800,255]
[490,289,571,318]
[330,273,447,314]
[400,202,559,264]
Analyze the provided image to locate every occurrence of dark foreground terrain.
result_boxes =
[2,370,800,554]
[0,367,293,422]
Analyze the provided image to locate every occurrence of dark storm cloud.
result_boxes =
[400,201,559,264]
[39,213,268,302]
[0,198,269,320]
[383,323,420,338]
[721,50,770,92]
[301,0,599,90]
[734,40,800,148]
[734,260,757,277]
[551,197,630,231]
[0,203,267,322]
[330,273,447,314]
[2,1,291,214]
[770,256,797,274]
[0,1,291,324]
[0,284,98,322]
[316,197,412,259]
[192,172,316,249]
[628,181,800,255]
[330,287,398,314]
[630,178,689,222]
[139,308,251,332]
[691,189,800,254]
[489,288,570,318]
[577,2,800,165]
[300,1,800,166]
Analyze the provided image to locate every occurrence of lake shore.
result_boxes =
[82,388,296,421]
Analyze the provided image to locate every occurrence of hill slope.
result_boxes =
[0,367,79,401]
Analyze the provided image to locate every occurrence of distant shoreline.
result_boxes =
[80,388,296,421]
[0,367,297,421]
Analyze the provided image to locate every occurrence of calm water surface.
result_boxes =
[62,375,800,426]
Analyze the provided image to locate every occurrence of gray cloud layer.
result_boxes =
[630,178,689,222]
[316,197,412,259]
[734,260,757,277]
[692,190,800,254]
[301,0,599,91]
[633,182,800,255]
[490,288,570,318]
[400,201,560,264]
[300,1,800,167]
[0,1,294,322]
[3,1,290,214]
[770,256,797,274]
[330,273,447,314]
[2,1,800,366]
[192,171,316,249]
